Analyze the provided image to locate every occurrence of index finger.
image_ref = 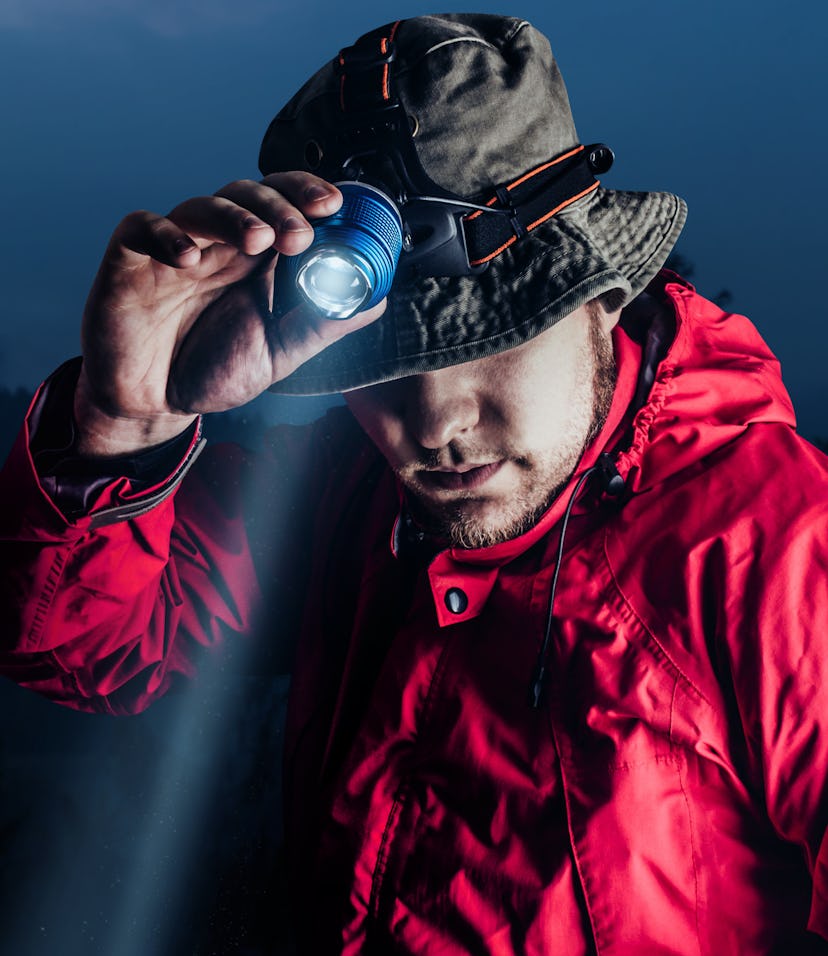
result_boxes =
[258,171,343,219]
[108,209,203,269]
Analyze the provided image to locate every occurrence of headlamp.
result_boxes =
[266,29,610,321]
[277,181,403,320]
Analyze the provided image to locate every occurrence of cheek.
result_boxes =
[344,393,407,463]
[495,379,569,445]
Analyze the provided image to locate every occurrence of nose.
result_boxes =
[403,367,480,449]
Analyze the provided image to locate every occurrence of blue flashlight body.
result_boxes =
[278,181,403,320]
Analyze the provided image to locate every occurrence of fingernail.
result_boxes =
[281,216,310,232]
[173,237,196,254]
[304,185,331,202]
[243,217,270,230]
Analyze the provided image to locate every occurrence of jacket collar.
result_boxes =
[391,268,797,625]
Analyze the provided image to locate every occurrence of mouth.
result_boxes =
[416,460,505,492]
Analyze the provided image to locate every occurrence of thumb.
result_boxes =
[267,298,387,384]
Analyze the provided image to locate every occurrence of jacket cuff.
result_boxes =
[28,358,206,527]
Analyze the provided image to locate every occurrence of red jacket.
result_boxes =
[1,275,828,954]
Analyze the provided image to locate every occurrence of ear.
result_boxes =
[588,293,623,336]
[599,305,623,336]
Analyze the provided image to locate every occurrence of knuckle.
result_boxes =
[216,178,258,197]
[260,171,295,189]
[146,214,172,237]
[119,209,154,230]
[168,196,208,219]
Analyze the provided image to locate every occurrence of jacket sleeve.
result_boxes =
[0,365,327,716]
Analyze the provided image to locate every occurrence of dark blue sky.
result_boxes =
[1,0,826,435]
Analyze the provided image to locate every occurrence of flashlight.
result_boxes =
[277,181,403,319]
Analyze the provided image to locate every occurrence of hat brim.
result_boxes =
[269,186,686,395]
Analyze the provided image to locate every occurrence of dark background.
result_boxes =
[1,1,826,953]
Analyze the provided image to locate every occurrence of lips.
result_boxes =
[418,460,505,491]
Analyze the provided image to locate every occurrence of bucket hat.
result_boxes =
[259,13,686,394]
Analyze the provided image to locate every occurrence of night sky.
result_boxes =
[0,0,826,435]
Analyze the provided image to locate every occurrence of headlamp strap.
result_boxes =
[336,24,612,270]
[336,21,402,113]
[463,144,609,266]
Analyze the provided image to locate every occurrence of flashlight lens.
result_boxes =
[275,182,403,319]
[296,248,372,319]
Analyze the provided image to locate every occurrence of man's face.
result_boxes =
[344,301,619,549]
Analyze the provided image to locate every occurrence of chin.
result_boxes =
[414,490,553,550]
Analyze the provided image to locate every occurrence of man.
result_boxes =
[1,12,828,955]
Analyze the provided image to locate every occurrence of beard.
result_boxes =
[400,306,617,549]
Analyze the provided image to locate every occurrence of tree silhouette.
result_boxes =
[665,250,733,309]
[0,386,33,464]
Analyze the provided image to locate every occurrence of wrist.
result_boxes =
[73,368,197,457]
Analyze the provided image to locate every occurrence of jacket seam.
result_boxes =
[368,633,454,920]
[603,529,710,706]
[670,676,704,955]
[545,707,603,954]
[369,783,409,919]
[29,549,70,651]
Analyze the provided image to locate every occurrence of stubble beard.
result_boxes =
[402,309,617,550]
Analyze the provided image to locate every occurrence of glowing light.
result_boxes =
[277,181,403,320]
[297,248,371,319]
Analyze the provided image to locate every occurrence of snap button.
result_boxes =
[444,587,469,615]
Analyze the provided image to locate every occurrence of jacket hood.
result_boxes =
[617,275,796,493]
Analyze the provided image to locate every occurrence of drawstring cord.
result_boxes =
[530,453,625,709]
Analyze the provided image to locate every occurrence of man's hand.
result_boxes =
[74,172,386,456]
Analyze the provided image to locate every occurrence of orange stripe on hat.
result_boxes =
[466,146,586,223]
[468,180,599,267]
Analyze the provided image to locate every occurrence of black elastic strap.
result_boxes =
[336,21,402,113]
[463,146,600,266]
